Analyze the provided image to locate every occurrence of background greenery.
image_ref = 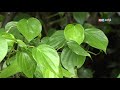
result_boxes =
[0,12,120,78]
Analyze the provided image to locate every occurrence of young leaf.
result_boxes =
[16,51,37,78]
[67,40,90,57]
[73,12,89,25]
[32,44,60,76]
[48,30,66,50]
[17,18,42,42]
[1,33,15,52]
[0,36,8,62]
[0,60,21,78]
[61,47,86,75]
[84,28,108,53]
[64,24,84,45]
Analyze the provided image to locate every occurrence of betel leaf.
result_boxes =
[34,64,59,78]
[17,18,42,42]
[41,37,50,44]
[34,64,44,78]
[5,21,17,32]
[0,36,8,62]
[32,44,60,76]
[0,59,21,78]
[84,28,108,53]
[64,24,84,45]
[48,30,66,50]
[42,69,59,78]
[61,47,86,75]
[16,39,27,48]
[59,65,75,78]
[67,40,90,57]
[73,12,89,25]
[16,51,37,78]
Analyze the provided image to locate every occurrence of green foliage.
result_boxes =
[84,28,108,53]
[16,51,37,78]
[64,24,84,45]
[73,12,89,25]
[0,36,8,62]
[0,13,109,78]
[17,18,42,42]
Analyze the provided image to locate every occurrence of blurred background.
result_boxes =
[0,12,120,78]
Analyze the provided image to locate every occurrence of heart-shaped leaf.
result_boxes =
[32,44,60,76]
[64,24,84,45]
[84,28,108,53]
[17,18,42,42]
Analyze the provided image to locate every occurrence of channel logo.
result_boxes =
[98,18,111,22]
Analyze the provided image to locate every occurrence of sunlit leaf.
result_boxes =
[32,44,60,77]
[64,24,84,45]
[16,51,37,78]
[61,47,86,75]
[0,36,8,62]
[17,18,42,42]
[84,28,108,53]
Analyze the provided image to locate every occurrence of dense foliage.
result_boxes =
[0,12,119,78]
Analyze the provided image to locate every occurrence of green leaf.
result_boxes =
[6,27,24,40]
[32,44,60,76]
[17,18,42,42]
[34,64,59,78]
[67,40,90,57]
[41,37,50,44]
[47,28,56,36]
[60,65,75,78]
[0,28,5,35]
[117,74,120,78]
[64,24,84,45]
[0,59,21,78]
[48,30,66,50]
[84,28,108,53]
[0,36,8,62]
[43,69,59,78]
[16,39,27,48]
[2,33,15,41]
[5,21,17,32]
[2,33,15,50]
[34,64,43,78]
[73,12,89,25]
[16,51,37,78]
[61,47,86,75]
